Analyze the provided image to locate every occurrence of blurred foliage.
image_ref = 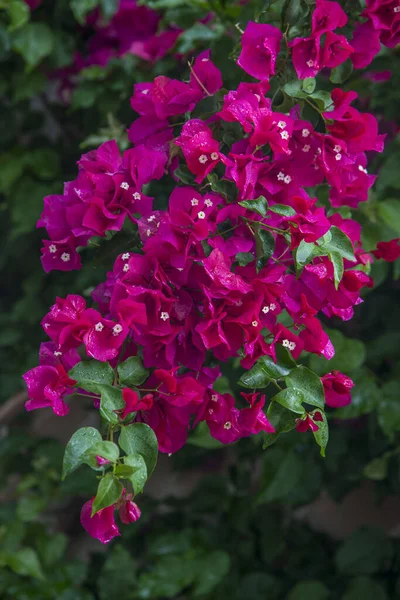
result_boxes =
[1,0,400,598]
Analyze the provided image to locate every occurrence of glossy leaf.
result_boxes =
[119,423,158,476]
[62,427,102,480]
[117,356,149,387]
[286,366,325,409]
[69,360,114,394]
[92,474,123,516]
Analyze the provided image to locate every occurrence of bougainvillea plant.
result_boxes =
[22,0,400,544]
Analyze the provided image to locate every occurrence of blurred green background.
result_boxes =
[1,1,400,598]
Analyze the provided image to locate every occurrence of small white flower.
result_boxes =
[113,324,123,336]
[282,339,290,348]
[277,171,285,181]
[223,421,232,430]
[199,154,208,164]
[211,394,218,402]
[61,253,70,262]
[198,211,206,219]
[358,165,368,174]
[146,229,151,236]
[235,300,243,307]
[147,215,156,222]
[208,408,214,415]
[316,147,322,154]
[191,198,199,206]
[277,120,286,129]
[252,321,258,327]
[120,182,129,190]
[284,175,292,184]
[121,253,130,260]
[306,59,314,68]
[142,89,149,95]
[95,322,104,332]
[289,341,296,351]
[335,153,342,161]
[54,351,62,357]
[123,264,130,272]
[132,192,141,200]
[280,131,289,140]
[262,306,270,314]
[302,128,310,138]
[394,6,400,12]
[160,312,170,321]
[49,244,57,253]
[334,145,341,153]
[202,57,209,62]
[204,198,213,207]
[302,144,311,153]
[211,152,219,160]
[269,303,276,311]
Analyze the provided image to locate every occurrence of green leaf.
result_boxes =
[84,441,120,464]
[377,199,400,235]
[309,90,334,111]
[312,410,329,457]
[335,527,393,575]
[302,77,316,94]
[7,1,30,32]
[99,0,119,20]
[92,473,123,516]
[119,423,158,476]
[330,59,353,84]
[16,495,45,522]
[324,226,356,262]
[239,196,269,217]
[6,547,45,580]
[69,360,114,394]
[12,23,54,70]
[71,0,98,24]
[177,22,224,54]
[363,456,389,481]
[117,356,149,387]
[240,349,296,388]
[26,148,60,180]
[288,580,330,600]
[207,173,237,201]
[377,381,400,441]
[192,551,230,596]
[328,250,344,289]
[255,227,275,272]
[174,164,195,185]
[99,385,124,424]
[283,80,305,99]
[236,251,255,266]
[273,388,305,414]
[62,427,102,480]
[124,452,148,494]
[258,451,303,503]
[286,366,325,409]
[269,204,296,217]
[283,0,303,25]
[266,402,297,434]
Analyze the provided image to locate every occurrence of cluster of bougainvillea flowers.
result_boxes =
[47,0,185,101]
[23,0,400,543]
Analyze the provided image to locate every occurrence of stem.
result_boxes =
[242,217,287,235]
[188,61,212,97]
